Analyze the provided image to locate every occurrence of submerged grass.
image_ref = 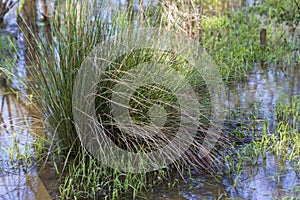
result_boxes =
[259,96,300,166]
[0,86,46,176]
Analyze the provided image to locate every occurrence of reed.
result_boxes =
[22,0,225,198]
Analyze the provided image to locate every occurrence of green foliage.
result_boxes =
[14,0,299,198]
[23,1,213,199]
[23,0,105,150]
[249,0,300,25]
[58,149,161,199]
[202,8,297,80]
[202,11,266,80]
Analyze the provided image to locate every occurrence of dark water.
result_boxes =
[0,0,299,199]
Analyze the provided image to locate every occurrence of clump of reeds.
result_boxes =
[21,0,104,151]
[21,0,225,198]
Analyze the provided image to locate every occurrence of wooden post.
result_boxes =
[260,28,267,67]
[260,28,267,51]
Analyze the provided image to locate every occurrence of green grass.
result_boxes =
[160,0,298,81]
[259,96,300,165]
[202,10,297,80]
[0,35,17,85]
[20,0,221,199]
[22,0,104,151]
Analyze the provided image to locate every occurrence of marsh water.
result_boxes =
[0,0,300,199]
[139,66,300,199]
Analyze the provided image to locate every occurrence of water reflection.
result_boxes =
[1,1,54,199]
[0,86,51,199]
[0,86,42,166]
[0,174,51,200]
[228,66,300,118]
[233,154,300,199]
[138,64,300,199]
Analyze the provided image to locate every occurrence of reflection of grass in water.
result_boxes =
[0,88,46,176]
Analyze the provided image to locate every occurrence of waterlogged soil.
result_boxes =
[1,0,300,199]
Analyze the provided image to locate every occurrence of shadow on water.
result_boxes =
[0,0,299,199]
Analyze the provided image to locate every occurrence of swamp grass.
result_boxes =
[21,1,220,199]
[21,1,227,198]
[161,0,299,81]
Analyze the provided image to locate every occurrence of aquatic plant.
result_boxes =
[7,0,299,199]
[21,0,104,151]
[259,96,300,165]
[161,0,298,81]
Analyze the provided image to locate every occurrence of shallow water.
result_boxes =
[137,65,300,199]
[0,86,52,199]
[0,174,51,200]
[140,159,300,199]
[0,0,300,199]
[0,1,54,198]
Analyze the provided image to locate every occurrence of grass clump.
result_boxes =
[22,0,224,199]
[23,0,104,151]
